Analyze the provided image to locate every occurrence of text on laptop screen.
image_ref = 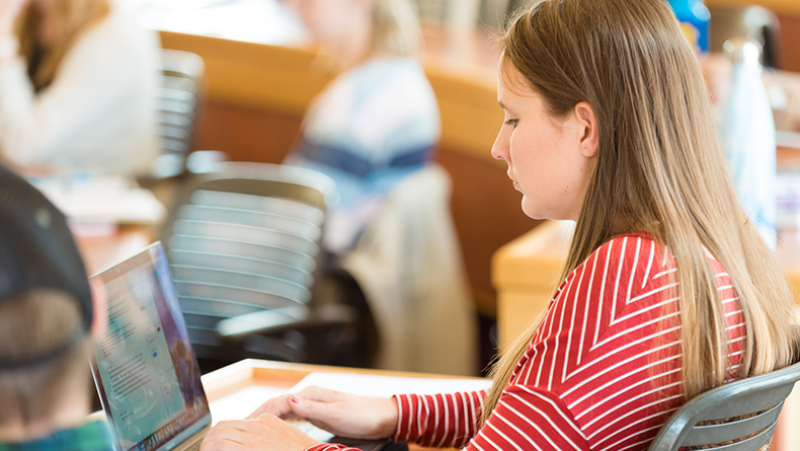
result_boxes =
[91,244,208,451]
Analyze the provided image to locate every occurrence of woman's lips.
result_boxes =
[512,181,521,191]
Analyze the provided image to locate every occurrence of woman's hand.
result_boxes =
[247,386,399,440]
[200,415,319,451]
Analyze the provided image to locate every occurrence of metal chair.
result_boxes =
[649,360,800,450]
[159,162,360,371]
[141,49,209,184]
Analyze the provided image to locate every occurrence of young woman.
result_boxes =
[200,0,799,449]
[0,0,160,175]
[282,0,439,254]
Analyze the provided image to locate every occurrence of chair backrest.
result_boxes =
[153,49,205,179]
[649,361,800,451]
[159,162,338,363]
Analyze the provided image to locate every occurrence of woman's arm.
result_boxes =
[392,391,487,448]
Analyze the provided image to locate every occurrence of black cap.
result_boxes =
[0,165,93,369]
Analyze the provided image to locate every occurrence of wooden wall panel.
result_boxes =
[779,15,800,72]
[194,102,302,164]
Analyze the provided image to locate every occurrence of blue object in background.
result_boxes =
[668,0,711,53]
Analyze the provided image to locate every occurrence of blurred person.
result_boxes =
[0,164,111,449]
[0,0,160,175]
[283,0,440,253]
[283,0,476,377]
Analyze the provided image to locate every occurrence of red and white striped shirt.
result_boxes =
[308,233,745,451]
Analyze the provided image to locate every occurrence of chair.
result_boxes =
[649,360,800,451]
[141,49,208,184]
[159,162,361,372]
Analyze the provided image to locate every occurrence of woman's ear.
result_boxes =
[574,102,599,158]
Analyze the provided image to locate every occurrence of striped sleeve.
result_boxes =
[393,391,487,448]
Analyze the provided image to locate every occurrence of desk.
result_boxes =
[201,359,485,451]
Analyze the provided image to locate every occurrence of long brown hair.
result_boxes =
[484,0,798,423]
[15,0,109,91]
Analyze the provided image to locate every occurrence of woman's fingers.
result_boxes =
[296,385,342,403]
[288,394,337,422]
[245,386,340,420]
[246,395,293,419]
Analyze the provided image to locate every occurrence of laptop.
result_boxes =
[89,242,210,451]
[89,242,392,451]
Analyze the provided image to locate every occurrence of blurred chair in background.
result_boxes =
[0,0,161,176]
[159,162,369,373]
[141,49,209,184]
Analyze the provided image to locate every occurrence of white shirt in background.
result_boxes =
[0,1,161,176]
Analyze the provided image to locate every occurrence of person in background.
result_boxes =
[200,0,799,449]
[0,0,160,175]
[283,0,440,254]
[0,164,111,450]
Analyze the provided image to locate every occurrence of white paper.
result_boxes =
[30,175,166,225]
[290,372,493,398]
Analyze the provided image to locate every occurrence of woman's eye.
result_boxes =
[505,118,519,127]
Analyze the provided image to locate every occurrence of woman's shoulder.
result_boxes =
[553,232,668,305]
[582,232,666,275]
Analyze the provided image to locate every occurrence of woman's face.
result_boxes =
[492,61,598,221]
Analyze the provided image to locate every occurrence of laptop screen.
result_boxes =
[90,242,211,451]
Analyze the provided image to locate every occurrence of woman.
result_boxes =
[200,0,799,449]
[0,0,160,175]
[283,0,439,254]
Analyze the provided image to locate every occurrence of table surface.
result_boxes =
[201,359,488,451]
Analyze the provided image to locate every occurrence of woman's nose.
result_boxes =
[491,130,509,161]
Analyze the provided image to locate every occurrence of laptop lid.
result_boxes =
[89,242,211,451]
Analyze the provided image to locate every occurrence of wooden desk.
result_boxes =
[201,359,486,451]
